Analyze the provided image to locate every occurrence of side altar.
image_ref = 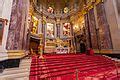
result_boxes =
[44,22,75,54]
[44,38,70,54]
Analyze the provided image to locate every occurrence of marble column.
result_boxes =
[104,0,120,53]
[88,9,98,49]
[6,0,29,50]
[38,18,42,34]
[56,23,60,38]
[96,3,112,49]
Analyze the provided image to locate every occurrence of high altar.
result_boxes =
[29,14,74,54]
[44,22,74,54]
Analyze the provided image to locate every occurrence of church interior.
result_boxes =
[0,0,120,80]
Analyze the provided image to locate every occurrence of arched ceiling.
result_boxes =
[30,0,103,19]
[34,0,85,12]
[30,0,86,19]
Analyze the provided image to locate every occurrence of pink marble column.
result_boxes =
[6,0,29,50]
[96,3,112,49]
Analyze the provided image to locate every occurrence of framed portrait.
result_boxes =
[63,23,71,37]
[46,23,54,38]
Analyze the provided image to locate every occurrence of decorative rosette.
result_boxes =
[47,7,54,13]
[64,7,69,13]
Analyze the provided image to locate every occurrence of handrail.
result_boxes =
[103,55,120,80]
[113,61,119,80]
[75,69,79,80]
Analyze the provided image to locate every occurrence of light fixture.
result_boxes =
[47,6,54,13]
[64,7,69,13]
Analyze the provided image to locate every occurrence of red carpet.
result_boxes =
[29,54,120,80]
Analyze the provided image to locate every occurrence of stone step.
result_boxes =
[20,59,31,64]
[1,77,29,80]
[20,59,31,63]
[4,67,30,72]
[0,72,29,80]
[20,61,31,64]
[1,68,30,76]
[0,58,31,80]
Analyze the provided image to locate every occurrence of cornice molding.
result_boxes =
[0,18,8,25]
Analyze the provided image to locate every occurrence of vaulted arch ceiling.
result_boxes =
[30,0,103,19]
[34,0,85,12]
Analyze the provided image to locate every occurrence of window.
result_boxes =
[116,0,120,15]
[0,18,7,45]
[0,21,4,45]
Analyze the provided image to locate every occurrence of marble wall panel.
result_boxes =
[0,0,4,17]
[88,9,98,49]
[96,3,112,49]
[84,14,91,48]
[56,24,60,38]
[85,3,113,50]
[6,0,29,50]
